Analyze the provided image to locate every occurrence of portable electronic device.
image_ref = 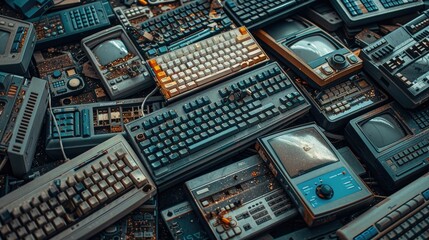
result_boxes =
[81,25,153,100]
[337,172,429,240]
[45,97,164,159]
[126,0,233,59]
[294,71,388,131]
[36,52,85,98]
[161,201,209,240]
[255,17,363,89]
[28,0,114,49]
[114,6,153,29]
[361,10,429,109]
[0,15,36,75]
[0,134,156,240]
[4,0,54,19]
[185,155,298,240]
[125,62,310,190]
[305,1,343,32]
[345,102,429,192]
[330,0,424,27]
[0,72,49,176]
[223,0,316,30]
[147,27,269,102]
[256,124,374,226]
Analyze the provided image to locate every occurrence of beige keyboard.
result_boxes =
[148,26,269,101]
[0,135,156,240]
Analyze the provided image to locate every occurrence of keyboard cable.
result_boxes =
[48,90,70,161]
[141,87,159,117]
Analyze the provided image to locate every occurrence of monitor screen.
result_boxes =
[0,30,10,55]
[265,18,308,41]
[93,39,129,66]
[289,35,338,63]
[360,113,407,149]
[268,128,339,178]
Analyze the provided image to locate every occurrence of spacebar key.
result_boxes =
[267,1,296,14]
[188,126,239,153]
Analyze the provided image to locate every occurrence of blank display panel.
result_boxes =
[289,35,338,62]
[268,128,339,178]
[360,113,407,149]
[0,30,10,54]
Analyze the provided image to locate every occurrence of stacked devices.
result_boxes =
[345,102,429,192]
[361,10,429,109]
[255,16,363,89]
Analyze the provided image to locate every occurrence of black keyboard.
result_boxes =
[330,0,424,27]
[126,0,233,59]
[125,62,310,189]
[337,172,429,240]
[223,0,316,30]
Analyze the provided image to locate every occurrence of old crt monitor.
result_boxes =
[81,25,153,100]
[0,15,36,75]
[345,102,429,192]
[256,124,373,226]
[361,10,429,109]
[255,17,363,88]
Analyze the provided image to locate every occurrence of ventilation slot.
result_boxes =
[12,92,38,151]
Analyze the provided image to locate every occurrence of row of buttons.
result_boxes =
[387,139,429,170]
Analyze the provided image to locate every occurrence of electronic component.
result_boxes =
[337,172,429,240]
[97,197,158,239]
[114,6,153,29]
[295,71,388,131]
[45,97,165,159]
[0,15,36,75]
[36,52,85,98]
[161,201,209,240]
[127,0,233,59]
[330,0,424,27]
[0,72,49,176]
[185,155,298,240]
[223,0,316,30]
[345,101,429,192]
[7,76,48,176]
[147,27,269,102]
[125,62,310,189]
[257,124,374,226]
[82,25,153,100]
[273,220,343,240]
[255,17,363,89]
[0,134,156,240]
[28,0,114,49]
[361,10,429,109]
[305,1,343,32]
[4,0,54,19]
